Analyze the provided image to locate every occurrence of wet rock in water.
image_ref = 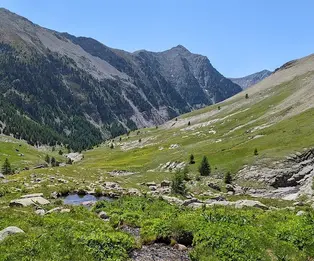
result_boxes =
[130,243,190,261]
[10,197,50,207]
[0,226,25,241]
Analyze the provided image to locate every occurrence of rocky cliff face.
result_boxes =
[0,8,241,150]
[230,70,272,89]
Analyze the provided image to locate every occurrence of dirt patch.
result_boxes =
[130,243,190,261]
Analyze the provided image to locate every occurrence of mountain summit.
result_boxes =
[0,8,241,150]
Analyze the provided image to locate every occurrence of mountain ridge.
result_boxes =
[229,69,272,89]
[0,8,241,151]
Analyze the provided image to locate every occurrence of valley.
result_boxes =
[1,6,314,261]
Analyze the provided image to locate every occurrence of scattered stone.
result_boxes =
[146,182,156,187]
[225,184,235,192]
[149,186,157,191]
[208,183,221,191]
[235,200,268,210]
[35,209,46,216]
[50,191,59,199]
[293,202,304,206]
[0,173,4,179]
[174,244,188,251]
[98,211,109,220]
[169,144,179,149]
[60,208,71,213]
[161,180,171,187]
[0,226,25,241]
[296,210,306,216]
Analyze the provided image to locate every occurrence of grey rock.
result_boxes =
[235,200,268,210]
[0,173,4,179]
[0,226,25,241]
[98,211,109,220]
[35,209,46,216]
[10,197,50,207]
[174,244,188,251]
[161,180,171,187]
[208,182,221,191]
[21,193,44,199]
[296,210,306,216]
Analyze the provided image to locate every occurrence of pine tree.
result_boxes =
[189,154,195,164]
[110,143,114,149]
[199,156,211,176]
[171,170,186,195]
[254,148,258,155]
[66,158,73,165]
[45,154,50,164]
[2,158,12,175]
[188,121,191,126]
[245,93,249,99]
[58,150,63,155]
[224,172,232,184]
[51,157,56,167]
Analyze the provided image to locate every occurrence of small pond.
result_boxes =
[63,194,113,206]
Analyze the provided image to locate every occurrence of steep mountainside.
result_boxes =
[229,69,272,89]
[0,8,241,151]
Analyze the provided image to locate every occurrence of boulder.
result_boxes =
[296,210,306,216]
[235,200,268,210]
[146,182,156,187]
[225,184,235,192]
[10,197,50,207]
[50,191,59,199]
[0,226,25,241]
[21,193,44,199]
[182,198,200,206]
[0,173,4,179]
[98,211,109,220]
[149,186,157,191]
[35,209,46,216]
[208,183,221,191]
[162,196,184,205]
[174,243,188,251]
[60,208,71,213]
[161,180,171,187]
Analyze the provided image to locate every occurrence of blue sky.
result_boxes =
[0,0,313,77]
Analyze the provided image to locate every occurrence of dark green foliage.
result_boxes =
[93,197,314,261]
[199,156,211,176]
[58,150,63,155]
[224,172,232,184]
[139,138,142,143]
[110,143,114,149]
[245,93,249,99]
[51,157,56,167]
[171,171,186,195]
[2,158,12,175]
[254,148,258,155]
[188,121,191,126]
[182,165,190,181]
[45,154,50,164]
[67,158,73,165]
[189,154,195,164]
[218,106,221,110]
